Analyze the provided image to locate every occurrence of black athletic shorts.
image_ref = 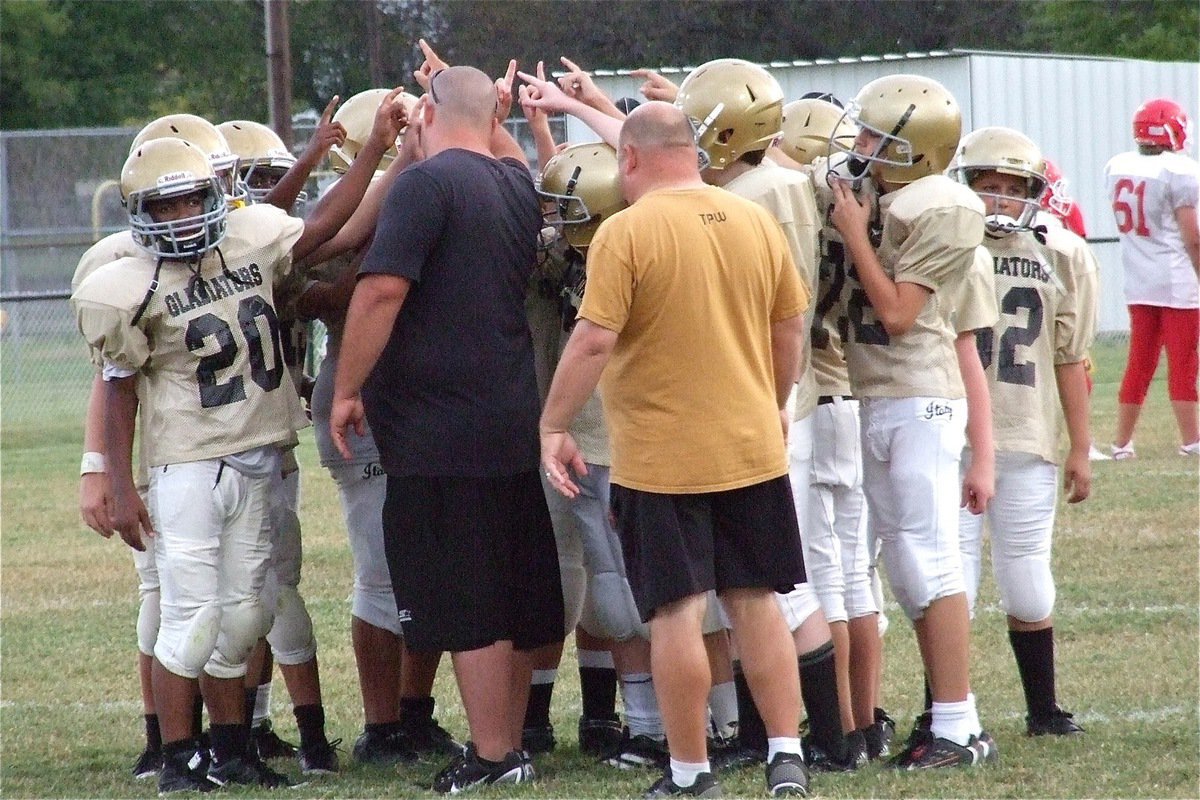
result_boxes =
[610,475,806,622]
[382,469,565,653]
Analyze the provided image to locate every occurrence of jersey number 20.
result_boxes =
[186,296,284,408]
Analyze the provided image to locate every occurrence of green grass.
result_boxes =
[1,339,1197,798]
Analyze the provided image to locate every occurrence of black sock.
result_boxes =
[191,693,205,738]
[145,714,163,752]
[1009,627,1057,719]
[524,681,554,729]
[210,722,249,764]
[579,665,619,721]
[243,688,257,734]
[365,720,402,737]
[923,675,933,713]
[798,641,845,759]
[399,695,435,724]
[163,737,199,764]
[294,703,328,749]
[732,661,766,751]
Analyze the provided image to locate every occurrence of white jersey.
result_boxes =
[724,163,821,421]
[976,227,1098,463]
[72,205,308,467]
[1103,150,1199,308]
[841,174,986,399]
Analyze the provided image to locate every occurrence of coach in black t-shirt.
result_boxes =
[331,65,564,790]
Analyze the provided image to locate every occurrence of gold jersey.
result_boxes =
[951,246,1000,334]
[977,226,1098,463]
[723,163,821,421]
[842,174,985,400]
[72,205,308,467]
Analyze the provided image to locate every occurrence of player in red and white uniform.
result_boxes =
[1104,97,1200,457]
[949,126,1098,737]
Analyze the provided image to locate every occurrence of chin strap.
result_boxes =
[130,257,166,327]
[1032,224,1048,245]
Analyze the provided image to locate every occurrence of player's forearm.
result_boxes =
[333,273,409,400]
[530,118,559,173]
[104,376,139,492]
[571,103,624,148]
[1055,361,1092,456]
[770,314,804,409]
[956,331,994,460]
[489,121,527,163]
[83,372,107,452]
[262,158,317,212]
[540,320,615,434]
[842,233,922,335]
[294,137,390,263]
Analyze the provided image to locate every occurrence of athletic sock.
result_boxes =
[766,736,803,762]
[708,680,738,740]
[669,757,710,787]
[294,703,328,750]
[578,649,618,721]
[253,682,272,726]
[191,692,205,738]
[732,662,766,751]
[364,720,401,737]
[243,688,257,735]
[923,675,933,713]
[524,669,556,729]
[621,672,664,738]
[399,695,435,724]
[1009,627,1057,719]
[210,722,249,764]
[145,713,163,752]
[930,694,979,746]
[798,641,845,759]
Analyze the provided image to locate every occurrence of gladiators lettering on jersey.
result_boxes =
[164,265,264,317]
[992,254,1054,284]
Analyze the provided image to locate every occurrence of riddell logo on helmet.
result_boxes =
[156,171,194,185]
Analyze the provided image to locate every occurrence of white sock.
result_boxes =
[930,694,979,746]
[707,681,738,740]
[670,757,710,787]
[767,736,803,762]
[621,673,663,738]
[253,682,272,725]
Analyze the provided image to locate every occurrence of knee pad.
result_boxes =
[775,581,822,632]
[266,585,317,665]
[995,560,1056,624]
[207,598,268,679]
[268,505,303,588]
[156,602,222,679]
[137,589,161,656]
[579,572,648,641]
[701,590,730,634]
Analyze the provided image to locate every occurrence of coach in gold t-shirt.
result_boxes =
[539,101,812,798]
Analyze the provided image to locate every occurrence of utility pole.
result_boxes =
[367,1,385,87]
[265,0,294,149]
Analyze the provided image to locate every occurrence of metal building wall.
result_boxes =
[581,51,1197,333]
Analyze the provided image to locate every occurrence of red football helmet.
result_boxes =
[1133,98,1188,151]
[1040,158,1087,237]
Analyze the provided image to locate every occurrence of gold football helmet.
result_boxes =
[131,114,245,205]
[122,138,228,259]
[833,74,961,187]
[218,120,297,204]
[537,143,626,252]
[949,126,1047,234]
[328,89,418,174]
[780,98,855,166]
[675,58,784,170]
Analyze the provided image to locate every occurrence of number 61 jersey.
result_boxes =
[71,204,309,467]
[975,225,1098,464]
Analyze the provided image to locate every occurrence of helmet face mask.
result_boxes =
[537,143,626,253]
[123,138,228,259]
[949,126,1047,236]
[831,75,962,187]
[675,58,784,171]
[1133,97,1189,152]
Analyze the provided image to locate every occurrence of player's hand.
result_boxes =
[367,86,409,154]
[330,394,366,461]
[829,179,871,243]
[413,38,450,93]
[80,471,114,538]
[960,458,994,515]
[541,430,588,499]
[109,481,154,552]
[517,69,576,115]
[495,59,518,121]
[557,57,607,109]
[1062,450,1091,503]
[398,94,428,165]
[300,95,346,163]
[631,68,679,103]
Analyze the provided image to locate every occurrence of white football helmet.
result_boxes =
[122,137,228,259]
[328,89,419,174]
[131,114,247,206]
[218,120,298,204]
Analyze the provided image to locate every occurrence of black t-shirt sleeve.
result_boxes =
[360,167,446,284]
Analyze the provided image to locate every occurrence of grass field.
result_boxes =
[1,339,1197,798]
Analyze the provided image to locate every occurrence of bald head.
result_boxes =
[428,65,499,131]
[618,101,698,154]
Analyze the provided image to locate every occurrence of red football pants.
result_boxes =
[1118,304,1200,404]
